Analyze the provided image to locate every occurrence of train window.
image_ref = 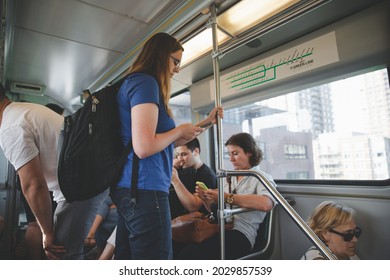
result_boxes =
[170,91,192,125]
[222,68,390,180]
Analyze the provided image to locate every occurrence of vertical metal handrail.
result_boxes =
[218,169,336,260]
[3,164,18,259]
[206,1,333,261]
[207,2,333,260]
[209,4,227,260]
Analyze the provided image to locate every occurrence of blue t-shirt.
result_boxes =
[116,73,175,193]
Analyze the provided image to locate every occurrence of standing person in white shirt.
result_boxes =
[0,83,106,259]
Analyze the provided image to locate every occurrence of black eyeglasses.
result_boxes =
[329,227,362,241]
[170,56,181,68]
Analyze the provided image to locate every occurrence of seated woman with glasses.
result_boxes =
[301,201,362,260]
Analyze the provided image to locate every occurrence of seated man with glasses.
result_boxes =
[301,201,361,260]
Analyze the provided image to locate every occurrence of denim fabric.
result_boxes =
[94,196,117,250]
[53,190,108,259]
[111,188,172,260]
[95,207,118,250]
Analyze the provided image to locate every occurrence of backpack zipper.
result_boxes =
[92,96,99,112]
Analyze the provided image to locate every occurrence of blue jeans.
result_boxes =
[95,207,117,250]
[110,188,172,260]
[53,190,108,259]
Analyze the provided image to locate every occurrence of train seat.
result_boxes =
[238,209,275,260]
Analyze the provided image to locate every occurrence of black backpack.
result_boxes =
[58,75,139,202]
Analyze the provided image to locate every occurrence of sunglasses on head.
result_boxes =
[329,227,362,241]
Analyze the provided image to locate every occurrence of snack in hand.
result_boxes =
[196,181,208,190]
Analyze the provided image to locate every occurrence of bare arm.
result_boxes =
[194,106,223,128]
[171,167,203,212]
[195,186,213,213]
[225,193,274,211]
[132,103,203,158]
[86,214,104,239]
[99,226,116,260]
[200,188,274,212]
[17,156,65,259]
[175,106,224,147]
[99,243,115,260]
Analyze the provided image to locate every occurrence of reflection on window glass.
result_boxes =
[222,68,390,180]
[170,91,192,125]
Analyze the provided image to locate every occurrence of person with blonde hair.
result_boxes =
[301,201,362,260]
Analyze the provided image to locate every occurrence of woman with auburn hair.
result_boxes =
[301,201,362,260]
[112,32,223,260]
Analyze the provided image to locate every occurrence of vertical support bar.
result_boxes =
[4,164,18,259]
[209,4,226,260]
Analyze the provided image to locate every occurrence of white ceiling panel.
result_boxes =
[14,0,152,52]
[9,27,122,103]
[4,0,383,113]
[80,0,172,22]
[8,0,193,111]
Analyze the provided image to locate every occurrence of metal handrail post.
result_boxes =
[209,4,226,260]
[218,169,336,260]
[4,164,18,258]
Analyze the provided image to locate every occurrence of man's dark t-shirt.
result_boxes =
[169,164,217,219]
